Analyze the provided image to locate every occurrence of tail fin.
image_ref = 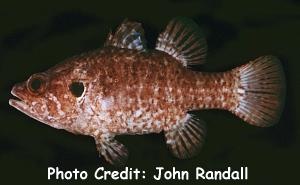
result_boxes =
[233,56,285,127]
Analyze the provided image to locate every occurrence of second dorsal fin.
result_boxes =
[104,19,147,51]
[156,17,207,67]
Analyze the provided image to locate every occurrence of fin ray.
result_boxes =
[164,114,206,159]
[104,19,147,51]
[95,135,128,166]
[156,17,207,67]
[233,56,285,127]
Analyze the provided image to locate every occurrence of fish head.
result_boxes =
[9,65,90,131]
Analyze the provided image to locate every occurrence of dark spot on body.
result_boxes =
[69,82,84,97]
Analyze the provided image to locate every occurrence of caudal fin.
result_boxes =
[233,56,285,127]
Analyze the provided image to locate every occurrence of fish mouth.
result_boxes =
[9,86,32,116]
[9,97,39,123]
[9,87,47,125]
[9,98,29,111]
[9,86,62,129]
[9,85,43,121]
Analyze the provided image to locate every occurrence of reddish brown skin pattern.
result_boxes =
[10,47,238,139]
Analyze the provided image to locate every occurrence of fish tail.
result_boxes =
[231,55,285,127]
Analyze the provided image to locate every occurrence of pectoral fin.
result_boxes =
[95,135,128,166]
[165,114,206,159]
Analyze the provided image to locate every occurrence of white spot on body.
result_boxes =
[134,109,142,118]
[48,93,65,116]
[100,98,112,111]
[237,88,245,94]
[93,129,100,136]
[164,58,168,66]
[127,118,134,128]
[204,96,212,102]
[75,115,88,129]
[144,112,151,120]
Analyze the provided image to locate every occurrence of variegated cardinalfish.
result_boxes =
[9,17,285,166]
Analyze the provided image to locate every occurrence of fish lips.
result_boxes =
[9,84,32,116]
[9,85,48,126]
[9,84,64,130]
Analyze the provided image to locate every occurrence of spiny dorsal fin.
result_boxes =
[156,17,207,67]
[104,19,147,51]
[165,114,206,159]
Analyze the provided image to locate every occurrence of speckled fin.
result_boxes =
[233,56,285,127]
[95,136,128,166]
[104,19,147,51]
[165,114,206,159]
[156,17,207,67]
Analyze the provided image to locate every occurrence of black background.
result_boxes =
[0,0,299,184]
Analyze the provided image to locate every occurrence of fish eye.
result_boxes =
[30,78,42,91]
[69,82,84,97]
[27,74,47,94]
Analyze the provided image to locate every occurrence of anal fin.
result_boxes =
[165,114,206,159]
[95,135,128,166]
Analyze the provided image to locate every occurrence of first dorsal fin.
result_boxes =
[156,17,207,67]
[104,19,147,51]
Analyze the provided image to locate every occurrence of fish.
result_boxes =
[9,17,285,166]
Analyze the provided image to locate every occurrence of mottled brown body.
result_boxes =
[10,17,285,165]
[49,47,235,137]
